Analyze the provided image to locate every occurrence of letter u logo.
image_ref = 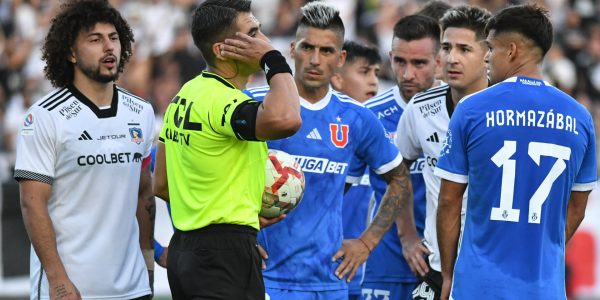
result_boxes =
[329,124,349,148]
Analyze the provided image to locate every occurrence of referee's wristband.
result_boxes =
[260,50,292,84]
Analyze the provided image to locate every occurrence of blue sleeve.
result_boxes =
[355,109,401,175]
[435,103,469,183]
[347,155,367,182]
[574,114,597,187]
[154,240,164,262]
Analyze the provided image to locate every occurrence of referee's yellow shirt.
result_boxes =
[159,71,267,231]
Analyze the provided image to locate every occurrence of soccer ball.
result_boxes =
[260,149,305,218]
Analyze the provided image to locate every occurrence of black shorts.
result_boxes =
[167,224,264,300]
[412,257,442,300]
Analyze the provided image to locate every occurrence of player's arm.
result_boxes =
[396,159,430,277]
[137,161,155,290]
[437,178,467,300]
[566,191,591,242]
[19,180,81,300]
[220,32,301,140]
[153,142,169,202]
[333,162,413,281]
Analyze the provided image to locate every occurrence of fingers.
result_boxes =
[257,244,268,259]
[220,44,247,61]
[258,214,286,229]
[406,244,430,277]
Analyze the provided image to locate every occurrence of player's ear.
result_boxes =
[337,49,347,68]
[68,47,76,64]
[213,42,227,61]
[290,41,296,60]
[331,72,343,91]
[507,42,518,62]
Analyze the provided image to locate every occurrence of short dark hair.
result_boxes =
[441,5,491,41]
[343,41,381,66]
[42,0,134,88]
[485,4,553,57]
[393,15,441,50]
[297,2,345,44]
[418,0,453,21]
[191,0,251,66]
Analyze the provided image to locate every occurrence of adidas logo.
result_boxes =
[426,132,440,143]
[78,130,93,140]
[306,128,322,140]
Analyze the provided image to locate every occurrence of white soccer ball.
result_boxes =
[260,149,305,218]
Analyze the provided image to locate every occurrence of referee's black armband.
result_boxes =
[231,100,261,141]
[260,50,292,84]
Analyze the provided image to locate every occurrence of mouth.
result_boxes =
[366,91,376,98]
[446,71,462,78]
[101,56,117,68]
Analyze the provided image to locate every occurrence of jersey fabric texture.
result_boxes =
[361,85,427,283]
[342,169,373,296]
[159,71,267,231]
[434,76,597,299]
[361,281,416,300]
[14,85,154,299]
[395,83,467,272]
[245,86,402,292]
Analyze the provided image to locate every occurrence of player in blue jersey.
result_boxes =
[395,6,491,300]
[361,15,442,300]
[245,3,413,299]
[331,40,382,300]
[435,5,597,300]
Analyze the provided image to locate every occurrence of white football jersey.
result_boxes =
[14,85,154,299]
[395,84,467,272]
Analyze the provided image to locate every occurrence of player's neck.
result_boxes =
[207,64,249,90]
[296,79,328,104]
[505,61,543,82]
[450,77,488,107]
[72,74,114,108]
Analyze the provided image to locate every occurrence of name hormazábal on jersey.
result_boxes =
[485,109,579,134]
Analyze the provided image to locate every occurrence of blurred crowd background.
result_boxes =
[1,0,600,299]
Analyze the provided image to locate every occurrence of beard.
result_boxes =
[76,60,119,83]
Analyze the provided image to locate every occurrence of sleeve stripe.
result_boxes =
[346,175,361,184]
[433,167,468,184]
[572,181,597,191]
[373,153,403,175]
[14,170,53,185]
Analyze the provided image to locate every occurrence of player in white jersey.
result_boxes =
[14,1,155,299]
[436,5,596,300]
[395,6,491,300]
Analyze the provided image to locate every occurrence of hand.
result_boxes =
[220,32,275,69]
[157,246,168,268]
[259,214,285,228]
[49,278,81,300]
[331,239,371,282]
[440,274,452,300]
[401,236,431,277]
[257,244,269,270]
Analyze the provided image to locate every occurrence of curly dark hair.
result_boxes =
[42,0,134,88]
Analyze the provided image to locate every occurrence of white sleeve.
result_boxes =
[395,102,422,161]
[14,107,57,184]
[143,104,156,158]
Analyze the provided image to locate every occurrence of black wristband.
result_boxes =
[260,50,292,84]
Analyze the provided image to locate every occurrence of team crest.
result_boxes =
[23,113,34,127]
[129,127,144,144]
[329,124,349,148]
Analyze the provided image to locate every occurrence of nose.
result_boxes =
[446,48,459,64]
[484,50,491,64]
[309,50,320,66]
[403,65,415,81]
[104,37,116,53]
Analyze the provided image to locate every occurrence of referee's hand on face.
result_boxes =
[220,31,275,69]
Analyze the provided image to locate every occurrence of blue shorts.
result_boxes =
[266,288,348,300]
[361,282,416,300]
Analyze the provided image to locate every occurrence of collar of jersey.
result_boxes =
[391,85,407,109]
[503,76,551,86]
[67,84,118,118]
[300,86,332,111]
[201,71,236,89]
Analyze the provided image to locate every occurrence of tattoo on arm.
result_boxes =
[55,284,71,299]
[369,164,411,239]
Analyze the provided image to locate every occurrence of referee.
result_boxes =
[153,0,301,299]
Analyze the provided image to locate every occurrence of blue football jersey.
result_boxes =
[342,163,373,296]
[435,77,597,299]
[362,86,427,283]
[245,86,402,291]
